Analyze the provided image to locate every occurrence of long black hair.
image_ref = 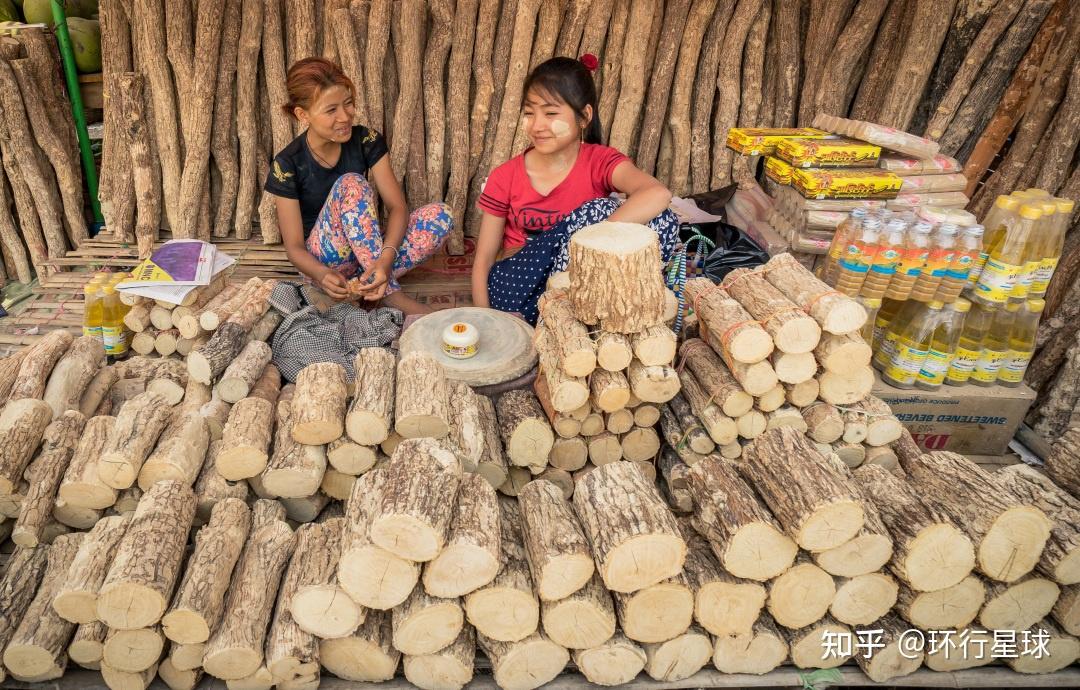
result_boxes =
[522,57,602,145]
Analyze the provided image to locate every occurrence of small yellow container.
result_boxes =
[442,322,479,359]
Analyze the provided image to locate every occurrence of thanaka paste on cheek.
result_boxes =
[550,119,572,138]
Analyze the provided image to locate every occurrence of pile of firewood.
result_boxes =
[0,27,88,285]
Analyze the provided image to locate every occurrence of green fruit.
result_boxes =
[66,16,100,73]
[22,0,87,26]
[0,0,17,22]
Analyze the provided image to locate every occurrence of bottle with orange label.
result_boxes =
[882,301,944,389]
[969,195,1021,287]
[935,224,983,303]
[972,203,1039,307]
[860,219,906,299]
[821,208,868,284]
[835,216,882,296]
[910,223,958,302]
[884,222,932,300]
[970,301,1019,386]
[1030,198,1073,299]
[944,301,995,386]
[998,299,1043,387]
[916,299,969,390]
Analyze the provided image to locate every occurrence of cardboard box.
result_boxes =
[872,373,1036,456]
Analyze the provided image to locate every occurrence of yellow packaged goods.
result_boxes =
[791,168,903,200]
[764,156,794,184]
[775,137,880,168]
[726,127,829,155]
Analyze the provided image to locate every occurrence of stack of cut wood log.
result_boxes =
[84,0,1079,266]
[0,28,89,284]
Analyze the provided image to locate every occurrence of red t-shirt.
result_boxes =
[478,143,629,249]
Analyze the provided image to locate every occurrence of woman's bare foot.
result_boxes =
[380,290,434,315]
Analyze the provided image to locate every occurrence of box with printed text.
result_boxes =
[872,374,1036,456]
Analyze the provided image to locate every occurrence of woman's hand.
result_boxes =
[320,268,351,300]
[354,258,391,301]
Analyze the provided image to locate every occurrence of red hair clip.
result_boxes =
[579,53,599,72]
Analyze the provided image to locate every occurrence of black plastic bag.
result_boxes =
[681,186,769,283]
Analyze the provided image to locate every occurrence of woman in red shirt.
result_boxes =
[472,56,679,323]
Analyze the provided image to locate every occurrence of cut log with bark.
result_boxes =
[855,396,904,446]
[923,625,995,672]
[289,362,347,445]
[465,498,540,643]
[68,620,107,670]
[568,223,666,334]
[138,410,210,490]
[621,427,661,463]
[7,330,74,402]
[282,518,360,641]
[161,499,250,645]
[572,459,687,592]
[895,575,985,630]
[813,499,893,578]
[403,623,475,690]
[711,611,788,675]
[996,464,1080,584]
[595,331,634,372]
[765,405,810,433]
[151,305,175,331]
[851,611,923,683]
[264,529,321,689]
[627,360,681,403]
[96,481,196,630]
[782,615,852,670]
[1047,427,1080,497]
[755,384,786,414]
[338,468,420,609]
[612,571,694,644]
[900,451,1052,583]
[518,480,594,601]
[202,505,295,681]
[369,438,461,562]
[327,437,377,476]
[631,325,677,367]
[318,608,398,681]
[264,399,327,498]
[681,521,766,636]
[549,436,588,473]
[192,446,250,524]
[764,253,867,335]
[573,632,647,686]
[474,395,510,490]
[589,369,631,414]
[496,390,555,471]
[392,584,464,657]
[423,473,501,598]
[1054,584,1080,635]
[95,391,174,490]
[770,351,817,385]
[979,575,1060,632]
[217,342,273,404]
[684,279,773,365]
[1006,618,1080,674]
[42,337,105,419]
[658,448,693,513]
[537,290,597,377]
[102,626,165,673]
[801,403,844,444]
[0,543,49,679]
[741,428,865,550]
[818,369,874,406]
[679,340,754,417]
[478,629,569,690]
[394,352,450,439]
[199,395,232,442]
[1,533,82,681]
[346,348,395,445]
[216,397,274,481]
[667,393,717,454]
[11,411,84,548]
[830,572,899,626]
[541,570,617,650]
[640,623,713,682]
[815,332,872,376]
[765,555,836,629]
[853,464,976,591]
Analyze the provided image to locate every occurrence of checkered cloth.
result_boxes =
[269,282,403,383]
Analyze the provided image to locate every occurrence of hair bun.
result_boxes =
[579,53,599,72]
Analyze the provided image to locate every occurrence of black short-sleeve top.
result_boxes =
[263,125,389,236]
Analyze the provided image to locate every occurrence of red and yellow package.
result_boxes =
[775,137,881,168]
[726,127,829,156]
[764,157,794,184]
[790,168,903,200]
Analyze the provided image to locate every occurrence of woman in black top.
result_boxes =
[265,58,453,314]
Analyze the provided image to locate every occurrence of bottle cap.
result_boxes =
[860,297,882,308]
[1055,198,1075,214]
[851,208,868,218]
[936,223,958,236]
[912,222,933,235]
[1004,301,1021,312]
[1025,188,1050,197]
[1040,200,1057,216]
[964,224,984,237]
[929,301,945,310]
[952,298,971,313]
[1027,299,1045,313]
[101,285,117,296]
[862,217,882,230]
[995,195,1021,211]
[886,219,907,233]
[1019,204,1042,220]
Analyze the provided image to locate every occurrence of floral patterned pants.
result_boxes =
[307,173,453,293]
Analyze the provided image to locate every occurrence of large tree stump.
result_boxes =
[161,499,250,645]
[12,411,85,548]
[568,223,666,334]
[853,464,975,591]
[464,498,540,643]
[394,352,450,439]
[423,473,501,598]
[50,514,131,625]
[346,348,395,445]
[901,451,1052,582]
[97,481,196,630]
[371,438,461,562]
[2,533,82,681]
[201,506,296,680]
[572,461,686,592]
[497,390,554,471]
[741,428,865,550]
[519,480,594,601]
[895,575,985,630]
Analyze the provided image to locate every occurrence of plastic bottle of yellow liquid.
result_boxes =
[1030,198,1074,299]
[884,222,932,300]
[972,203,1040,307]
[100,285,129,359]
[936,225,982,303]
[998,299,1043,387]
[882,301,944,389]
[944,301,995,386]
[970,195,1022,287]
[916,299,969,390]
[1009,202,1050,303]
[83,284,103,345]
[911,223,958,302]
[860,219,906,299]
[858,296,882,345]
[874,299,922,372]
[970,301,1019,386]
[872,298,903,350]
[835,216,882,296]
[821,208,868,283]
